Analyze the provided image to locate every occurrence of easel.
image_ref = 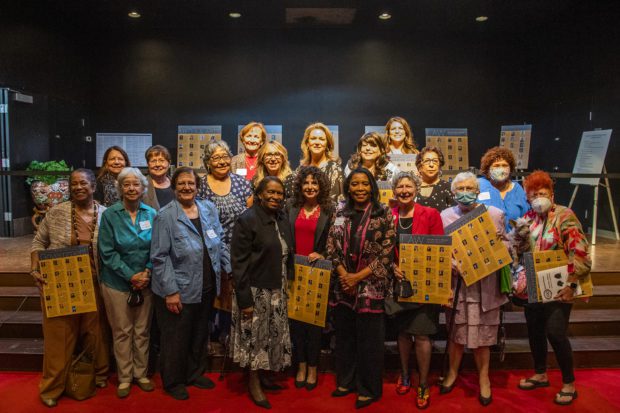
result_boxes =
[568,165,620,245]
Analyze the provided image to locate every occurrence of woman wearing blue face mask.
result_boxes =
[477,147,529,231]
[439,172,509,407]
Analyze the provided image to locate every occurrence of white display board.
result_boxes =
[570,129,613,186]
[96,133,152,167]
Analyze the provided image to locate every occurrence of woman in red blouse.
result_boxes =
[286,166,335,391]
[390,171,444,409]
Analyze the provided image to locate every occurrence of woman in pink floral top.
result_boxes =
[517,170,591,406]
[326,167,395,409]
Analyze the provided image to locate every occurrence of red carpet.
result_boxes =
[1,369,620,412]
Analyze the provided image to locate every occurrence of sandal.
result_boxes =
[554,390,578,406]
[518,378,550,390]
[416,384,430,409]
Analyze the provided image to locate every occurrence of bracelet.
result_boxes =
[30,269,40,276]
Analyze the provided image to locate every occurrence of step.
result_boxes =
[0,272,33,287]
[0,338,43,371]
[0,310,43,338]
[590,271,620,285]
[0,286,41,311]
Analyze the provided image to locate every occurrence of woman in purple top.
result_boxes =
[326,167,395,409]
[439,172,508,407]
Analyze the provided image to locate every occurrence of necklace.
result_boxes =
[71,202,98,252]
[302,204,320,218]
[399,217,413,230]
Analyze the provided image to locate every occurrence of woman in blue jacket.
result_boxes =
[151,166,231,400]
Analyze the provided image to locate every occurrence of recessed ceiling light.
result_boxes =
[378,12,391,20]
[128,11,141,18]
[475,16,488,22]
[229,12,242,19]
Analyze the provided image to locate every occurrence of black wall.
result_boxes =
[1,19,619,231]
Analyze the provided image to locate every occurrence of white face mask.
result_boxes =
[489,167,510,182]
[531,197,552,215]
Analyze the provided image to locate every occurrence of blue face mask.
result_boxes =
[455,191,478,206]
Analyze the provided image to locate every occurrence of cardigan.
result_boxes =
[286,202,334,256]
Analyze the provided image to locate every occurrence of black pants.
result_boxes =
[290,320,322,367]
[155,290,215,393]
[334,304,385,399]
[524,301,574,384]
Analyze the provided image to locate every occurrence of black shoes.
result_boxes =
[332,387,354,397]
[40,397,57,408]
[168,386,189,400]
[306,380,318,391]
[294,379,306,388]
[439,381,455,395]
[479,393,492,406]
[355,398,375,409]
[191,376,216,389]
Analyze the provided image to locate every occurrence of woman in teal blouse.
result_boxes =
[98,167,157,399]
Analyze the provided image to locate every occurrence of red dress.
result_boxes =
[295,206,320,256]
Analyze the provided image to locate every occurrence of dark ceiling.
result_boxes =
[3,0,620,36]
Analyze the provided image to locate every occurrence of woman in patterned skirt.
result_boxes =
[230,177,294,409]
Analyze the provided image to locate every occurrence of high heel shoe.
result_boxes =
[306,380,317,391]
[439,379,455,395]
[250,394,272,409]
[295,379,306,388]
[478,393,492,406]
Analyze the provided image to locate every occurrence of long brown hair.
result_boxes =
[300,122,338,166]
[347,132,391,181]
[384,116,418,154]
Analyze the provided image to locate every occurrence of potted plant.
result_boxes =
[26,160,72,229]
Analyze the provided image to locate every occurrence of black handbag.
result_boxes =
[396,279,414,298]
[127,288,144,307]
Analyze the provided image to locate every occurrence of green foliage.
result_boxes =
[26,160,72,185]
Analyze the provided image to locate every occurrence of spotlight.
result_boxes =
[475,16,488,22]
[128,11,141,18]
[229,12,242,19]
[379,12,391,20]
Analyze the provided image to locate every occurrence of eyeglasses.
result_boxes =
[210,155,231,163]
[421,159,440,165]
[148,158,168,165]
[265,153,283,160]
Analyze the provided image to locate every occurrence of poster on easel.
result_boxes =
[287,256,332,327]
[38,245,98,318]
[325,125,340,158]
[523,250,594,304]
[398,234,452,305]
[443,205,512,286]
[365,125,384,135]
[96,133,152,167]
[378,181,393,205]
[499,125,532,169]
[390,154,418,173]
[237,125,282,154]
[570,129,613,186]
[425,128,469,171]
[177,125,222,168]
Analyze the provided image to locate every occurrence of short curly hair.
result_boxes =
[415,146,445,170]
[523,170,554,195]
[290,166,332,210]
[480,146,516,178]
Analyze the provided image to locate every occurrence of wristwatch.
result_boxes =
[569,282,578,290]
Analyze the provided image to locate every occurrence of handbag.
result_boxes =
[499,265,513,295]
[127,288,144,307]
[65,348,96,401]
[395,279,414,298]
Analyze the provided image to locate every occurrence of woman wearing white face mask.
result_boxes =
[477,147,529,231]
[439,172,508,407]
[517,171,591,407]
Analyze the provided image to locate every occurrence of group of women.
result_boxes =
[30,117,590,410]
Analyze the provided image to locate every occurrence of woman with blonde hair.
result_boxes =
[345,132,400,181]
[298,122,344,203]
[384,117,418,155]
[252,140,294,196]
[231,122,268,181]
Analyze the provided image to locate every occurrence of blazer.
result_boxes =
[391,203,445,237]
[286,202,334,256]
[231,204,295,310]
[151,199,231,304]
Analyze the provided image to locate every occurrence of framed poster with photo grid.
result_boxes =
[425,128,468,171]
[177,125,221,168]
[288,256,332,327]
[499,125,532,169]
[444,205,512,286]
[398,234,453,305]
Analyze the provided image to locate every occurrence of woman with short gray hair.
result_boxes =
[389,170,444,408]
[198,140,253,343]
[99,167,158,398]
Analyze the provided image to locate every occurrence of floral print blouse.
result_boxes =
[326,204,396,313]
[525,204,591,280]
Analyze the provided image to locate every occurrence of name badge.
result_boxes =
[139,220,151,230]
[478,191,491,201]
[236,168,247,176]
[334,217,345,227]
[206,229,218,239]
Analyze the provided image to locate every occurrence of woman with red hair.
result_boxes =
[517,170,591,406]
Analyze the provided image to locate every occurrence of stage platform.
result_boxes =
[1,235,620,372]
